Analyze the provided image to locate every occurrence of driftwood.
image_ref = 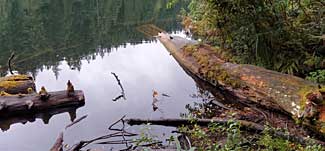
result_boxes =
[0,75,36,94]
[0,90,85,118]
[126,118,325,146]
[158,33,325,136]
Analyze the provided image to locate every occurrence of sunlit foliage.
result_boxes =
[183,0,324,77]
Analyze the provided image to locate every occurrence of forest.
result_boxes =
[181,0,324,82]
[0,0,324,150]
[161,0,325,150]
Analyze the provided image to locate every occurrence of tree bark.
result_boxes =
[0,75,36,94]
[0,90,85,118]
[158,33,325,135]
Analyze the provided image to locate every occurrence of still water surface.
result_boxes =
[0,0,206,150]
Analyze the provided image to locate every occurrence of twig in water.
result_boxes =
[162,93,170,97]
[68,115,138,151]
[8,52,15,75]
[65,115,88,130]
[108,115,126,131]
[111,72,126,101]
[108,115,131,149]
[112,94,124,102]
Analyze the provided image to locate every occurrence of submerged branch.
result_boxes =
[65,115,88,130]
[68,115,137,151]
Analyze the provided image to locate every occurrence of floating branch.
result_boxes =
[65,115,88,130]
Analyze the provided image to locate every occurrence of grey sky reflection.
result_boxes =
[0,40,200,151]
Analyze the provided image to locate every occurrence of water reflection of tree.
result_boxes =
[0,0,186,77]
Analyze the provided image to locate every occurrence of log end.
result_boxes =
[75,90,86,104]
[0,75,35,94]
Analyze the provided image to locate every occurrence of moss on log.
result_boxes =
[158,33,325,135]
[0,75,36,94]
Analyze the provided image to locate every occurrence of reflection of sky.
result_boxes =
[0,38,201,151]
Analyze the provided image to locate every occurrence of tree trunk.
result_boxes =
[158,33,325,135]
[0,75,36,94]
[0,90,85,118]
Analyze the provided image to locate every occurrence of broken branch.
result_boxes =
[7,52,15,75]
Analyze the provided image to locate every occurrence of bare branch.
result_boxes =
[7,52,15,75]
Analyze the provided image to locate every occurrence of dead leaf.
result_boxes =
[153,90,158,98]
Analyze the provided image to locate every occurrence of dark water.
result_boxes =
[0,0,208,151]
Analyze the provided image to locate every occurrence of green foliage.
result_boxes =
[179,120,244,151]
[167,0,179,9]
[178,120,325,151]
[257,127,290,151]
[135,123,159,146]
[306,69,325,83]
[185,0,325,75]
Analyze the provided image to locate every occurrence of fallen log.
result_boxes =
[157,33,325,135]
[0,90,85,118]
[0,75,36,94]
[126,118,325,146]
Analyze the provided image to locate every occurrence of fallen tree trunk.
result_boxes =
[0,75,36,94]
[127,118,262,129]
[0,90,85,118]
[126,118,325,146]
[158,33,325,135]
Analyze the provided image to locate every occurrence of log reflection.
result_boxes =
[0,106,82,131]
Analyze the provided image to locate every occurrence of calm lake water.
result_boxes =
[0,0,210,151]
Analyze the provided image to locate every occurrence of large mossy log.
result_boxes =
[158,33,325,135]
[0,75,36,94]
[0,90,85,118]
